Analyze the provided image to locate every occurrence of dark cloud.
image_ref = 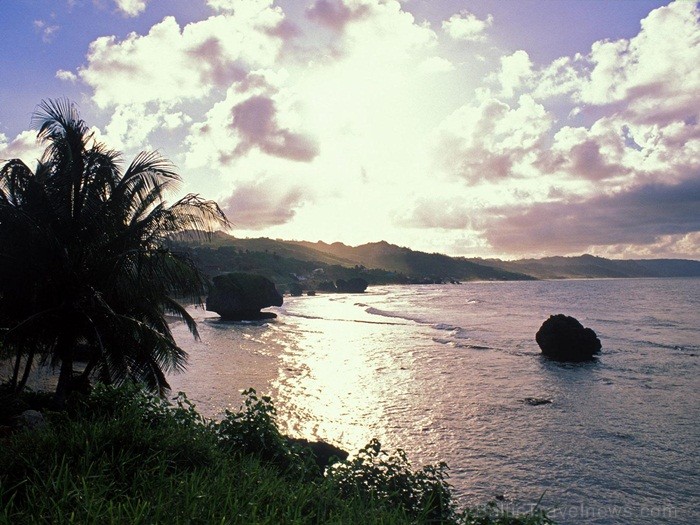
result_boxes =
[187,37,248,87]
[483,177,700,253]
[559,138,629,180]
[265,18,302,40]
[306,0,370,31]
[220,180,306,229]
[229,95,319,162]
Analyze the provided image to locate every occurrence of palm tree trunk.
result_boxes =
[17,349,35,393]
[10,348,22,391]
[52,337,74,409]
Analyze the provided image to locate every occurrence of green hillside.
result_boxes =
[473,254,700,279]
[175,232,700,292]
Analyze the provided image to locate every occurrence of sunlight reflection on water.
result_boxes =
[169,279,700,525]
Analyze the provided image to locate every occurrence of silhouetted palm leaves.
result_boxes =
[0,99,229,406]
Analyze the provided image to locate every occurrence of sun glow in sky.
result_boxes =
[1,0,699,259]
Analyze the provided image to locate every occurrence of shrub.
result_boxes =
[327,438,455,522]
[215,388,315,478]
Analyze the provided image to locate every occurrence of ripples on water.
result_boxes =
[169,278,700,525]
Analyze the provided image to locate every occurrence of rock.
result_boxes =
[335,277,368,293]
[288,438,349,473]
[317,280,337,292]
[288,282,303,297]
[206,273,283,321]
[17,410,46,429]
[536,314,601,361]
[521,397,552,406]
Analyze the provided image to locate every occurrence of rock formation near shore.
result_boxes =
[536,314,601,361]
[206,273,283,320]
[335,277,368,293]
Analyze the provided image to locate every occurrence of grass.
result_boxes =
[0,384,554,524]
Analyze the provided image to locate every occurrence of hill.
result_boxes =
[472,254,700,279]
[175,232,700,292]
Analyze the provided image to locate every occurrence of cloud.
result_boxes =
[0,130,44,167]
[230,95,318,161]
[33,19,59,43]
[186,71,318,168]
[497,50,533,98]
[306,0,371,31]
[77,6,287,108]
[418,56,454,74]
[395,196,475,230]
[434,94,552,183]
[442,10,493,42]
[100,103,191,151]
[113,0,148,17]
[533,1,699,127]
[482,176,700,255]
[220,178,307,229]
[56,69,78,82]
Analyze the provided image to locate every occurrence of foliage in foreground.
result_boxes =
[0,385,554,524]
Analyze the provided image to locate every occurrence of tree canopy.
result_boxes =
[0,99,229,406]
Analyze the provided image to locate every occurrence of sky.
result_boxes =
[1,0,699,260]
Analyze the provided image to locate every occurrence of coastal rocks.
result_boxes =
[317,278,369,293]
[536,314,601,361]
[520,397,552,406]
[206,273,283,321]
[288,282,303,297]
[336,278,368,293]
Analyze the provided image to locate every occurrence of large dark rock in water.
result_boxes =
[335,277,368,293]
[536,314,601,361]
[206,273,283,321]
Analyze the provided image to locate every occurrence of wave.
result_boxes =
[283,310,408,327]
[365,307,475,340]
[432,337,492,350]
[364,306,427,325]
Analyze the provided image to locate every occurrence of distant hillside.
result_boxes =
[470,254,700,279]
[175,232,700,291]
[289,240,531,281]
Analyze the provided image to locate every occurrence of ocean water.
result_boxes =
[168,278,700,525]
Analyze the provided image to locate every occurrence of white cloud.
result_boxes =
[33,19,59,43]
[56,69,78,82]
[497,50,533,98]
[113,0,148,17]
[0,130,43,167]
[442,10,493,42]
[78,7,287,109]
[434,94,552,183]
[418,56,454,74]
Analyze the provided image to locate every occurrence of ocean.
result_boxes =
[168,278,700,525]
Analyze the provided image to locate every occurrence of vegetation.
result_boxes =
[178,232,700,289]
[0,385,554,524]
[0,99,228,406]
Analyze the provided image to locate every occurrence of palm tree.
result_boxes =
[0,99,229,407]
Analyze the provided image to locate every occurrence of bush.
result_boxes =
[215,388,315,477]
[328,438,454,522]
